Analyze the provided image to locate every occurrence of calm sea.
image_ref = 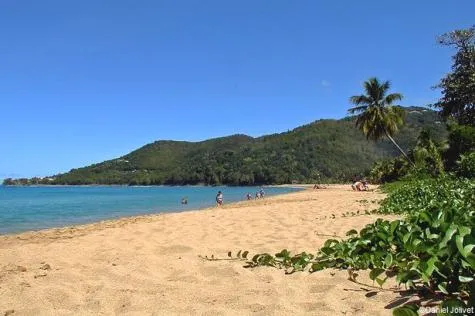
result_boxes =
[0,186,300,235]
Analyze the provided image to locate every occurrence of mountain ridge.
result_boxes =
[4,106,447,185]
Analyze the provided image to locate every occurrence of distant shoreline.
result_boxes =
[0,185,307,236]
[1,183,315,188]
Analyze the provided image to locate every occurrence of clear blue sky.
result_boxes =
[1,1,473,179]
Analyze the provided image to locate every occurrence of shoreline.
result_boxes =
[0,186,311,240]
[0,185,398,315]
[1,183,315,188]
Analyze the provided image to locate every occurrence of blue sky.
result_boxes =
[1,1,473,179]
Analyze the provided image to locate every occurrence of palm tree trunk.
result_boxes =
[384,130,415,166]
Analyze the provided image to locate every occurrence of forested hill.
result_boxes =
[6,107,447,185]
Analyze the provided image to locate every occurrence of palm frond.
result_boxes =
[364,78,379,99]
[349,77,405,141]
[348,105,368,114]
[384,93,403,105]
[349,94,372,105]
[381,80,391,95]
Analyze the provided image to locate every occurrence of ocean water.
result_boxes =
[0,186,300,235]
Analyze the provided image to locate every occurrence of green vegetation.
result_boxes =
[445,124,475,170]
[202,26,475,315]
[456,152,475,178]
[434,26,475,126]
[370,129,447,183]
[3,107,446,186]
[219,177,474,314]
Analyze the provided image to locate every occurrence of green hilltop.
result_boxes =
[5,106,447,185]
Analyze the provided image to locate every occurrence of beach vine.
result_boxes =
[202,178,475,315]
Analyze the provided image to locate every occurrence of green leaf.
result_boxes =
[346,229,358,236]
[438,298,466,316]
[390,220,399,235]
[324,239,339,247]
[237,250,242,258]
[424,257,437,278]
[376,232,388,240]
[242,251,249,259]
[392,304,419,316]
[419,211,431,223]
[310,262,326,272]
[384,253,393,268]
[458,226,471,237]
[455,236,474,258]
[439,225,457,248]
[438,282,448,294]
[227,251,232,258]
[458,275,473,282]
[465,254,475,269]
[375,277,387,287]
[369,268,385,281]
[275,249,290,258]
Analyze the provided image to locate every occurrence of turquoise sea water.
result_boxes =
[0,186,300,235]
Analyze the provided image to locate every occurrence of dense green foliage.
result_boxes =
[369,129,445,183]
[434,26,475,126]
[412,129,445,176]
[228,177,474,314]
[369,157,410,183]
[456,152,475,178]
[3,107,446,186]
[444,124,475,170]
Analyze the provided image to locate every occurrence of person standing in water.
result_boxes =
[216,191,223,206]
[259,187,265,198]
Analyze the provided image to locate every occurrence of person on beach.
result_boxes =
[246,193,252,200]
[352,181,369,191]
[362,180,369,191]
[181,197,188,205]
[313,184,327,189]
[259,187,265,198]
[216,191,223,206]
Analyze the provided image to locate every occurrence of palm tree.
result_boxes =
[349,77,414,165]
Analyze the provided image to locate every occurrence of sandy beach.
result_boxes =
[0,185,402,316]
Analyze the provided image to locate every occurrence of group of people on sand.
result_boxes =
[313,184,327,190]
[245,188,265,201]
[255,187,265,199]
[216,187,266,207]
[199,181,369,208]
[313,178,370,192]
[351,179,370,191]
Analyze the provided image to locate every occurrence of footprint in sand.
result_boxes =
[244,303,282,315]
[309,284,334,294]
[299,301,335,313]
[201,310,225,316]
[200,266,238,278]
[158,245,193,255]
[166,269,199,283]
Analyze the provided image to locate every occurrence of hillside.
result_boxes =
[5,107,447,185]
